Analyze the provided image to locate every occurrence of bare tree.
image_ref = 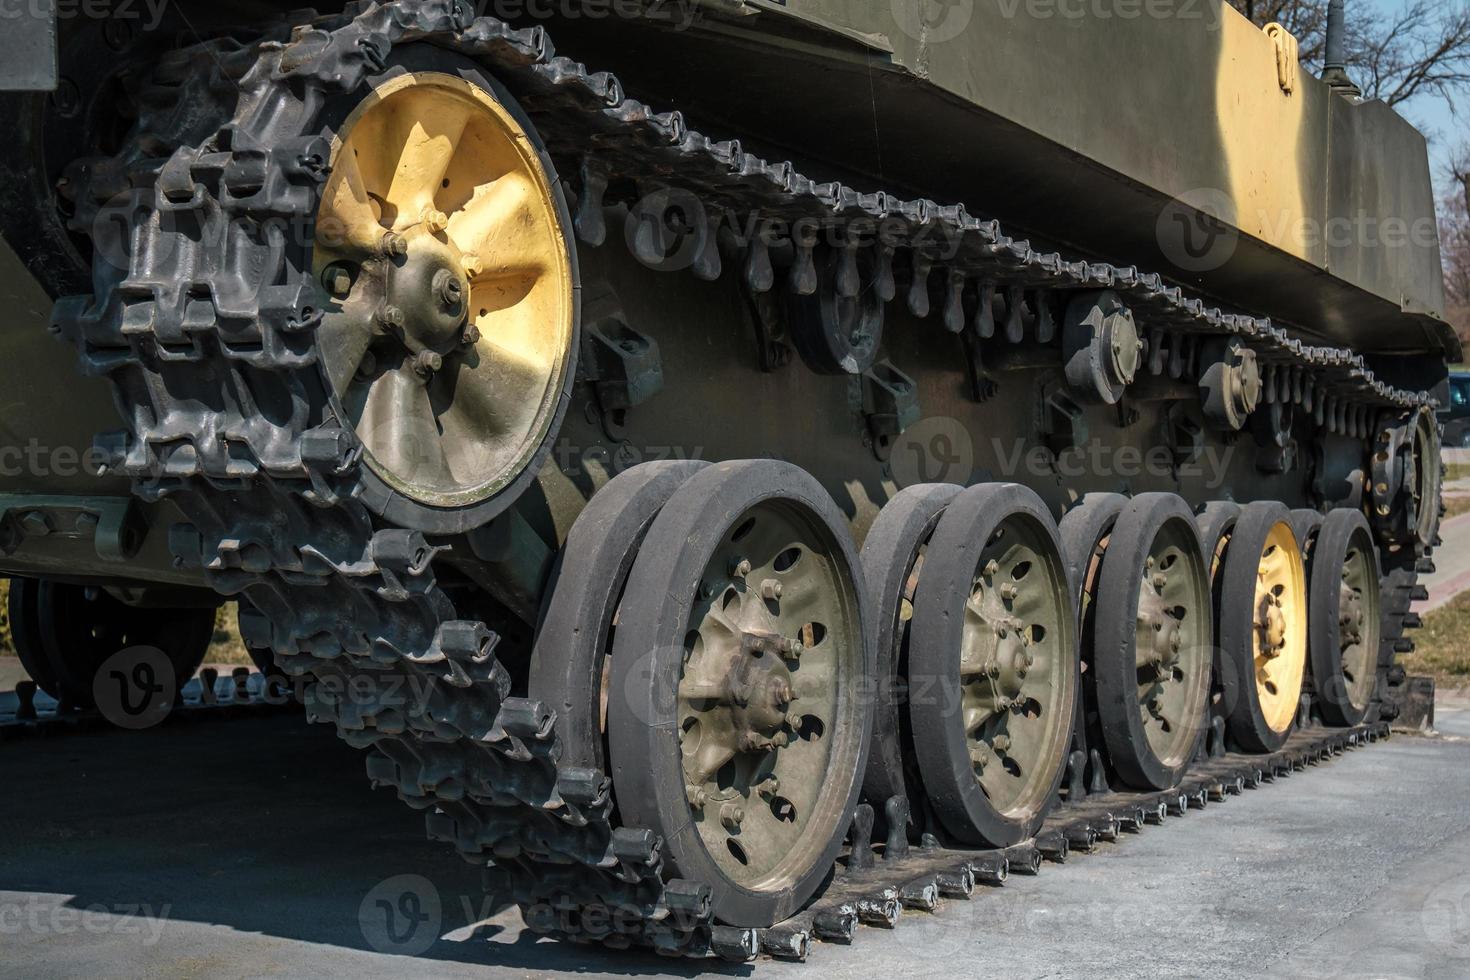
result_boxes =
[1231,0,1470,108]
[1445,148,1470,348]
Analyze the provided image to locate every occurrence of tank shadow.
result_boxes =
[0,711,749,976]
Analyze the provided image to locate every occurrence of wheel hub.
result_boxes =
[380,224,474,357]
[1256,592,1288,657]
[1138,565,1185,676]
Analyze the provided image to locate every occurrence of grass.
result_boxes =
[1443,495,1470,522]
[1405,589,1470,691]
[0,578,254,668]
[1448,462,1470,483]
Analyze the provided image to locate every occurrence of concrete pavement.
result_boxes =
[2,707,1468,980]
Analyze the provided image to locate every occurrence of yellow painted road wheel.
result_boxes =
[312,53,577,533]
[1218,502,1309,753]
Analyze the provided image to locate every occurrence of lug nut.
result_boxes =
[461,253,483,278]
[984,559,1000,578]
[413,350,443,376]
[757,776,780,800]
[461,323,482,346]
[721,802,745,832]
[321,263,354,297]
[992,734,1012,752]
[729,557,752,578]
[421,207,450,233]
[378,231,408,258]
[687,785,707,810]
[761,579,783,601]
[1001,583,1020,601]
[1153,574,1168,590]
[376,305,405,330]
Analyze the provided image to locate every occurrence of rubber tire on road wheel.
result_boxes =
[1059,494,1128,790]
[908,483,1079,847]
[37,583,216,710]
[1218,501,1307,753]
[1091,493,1214,790]
[7,578,58,699]
[606,460,873,928]
[529,459,709,772]
[1289,508,1325,555]
[858,483,962,821]
[1060,494,1129,606]
[1309,509,1383,728]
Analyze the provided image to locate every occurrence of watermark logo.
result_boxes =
[1156,187,1239,274]
[890,416,977,487]
[92,646,176,731]
[891,0,975,44]
[1422,877,1470,952]
[359,874,443,956]
[0,899,171,945]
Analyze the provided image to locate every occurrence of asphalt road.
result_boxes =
[2,703,1469,980]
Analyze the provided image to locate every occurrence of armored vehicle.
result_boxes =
[0,0,1451,960]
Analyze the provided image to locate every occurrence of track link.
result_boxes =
[48,0,1434,960]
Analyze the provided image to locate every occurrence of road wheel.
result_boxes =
[1090,494,1213,790]
[529,460,709,772]
[1219,502,1309,752]
[37,582,215,710]
[858,483,963,823]
[7,578,58,699]
[1309,509,1382,727]
[1289,508,1325,553]
[908,484,1078,847]
[607,460,872,927]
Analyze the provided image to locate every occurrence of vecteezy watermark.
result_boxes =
[0,898,172,945]
[0,439,109,478]
[0,0,169,30]
[890,415,977,488]
[1422,876,1470,953]
[465,0,702,31]
[359,874,444,956]
[92,646,177,731]
[1157,188,1239,274]
[891,0,975,44]
[994,0,1226,29]
[888,415,1235,490]
[991,437,1234,487]
[554,439,707,478]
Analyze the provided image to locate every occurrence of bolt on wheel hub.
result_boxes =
[312,71,574,516]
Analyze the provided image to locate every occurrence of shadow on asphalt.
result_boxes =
[0,712,745,976]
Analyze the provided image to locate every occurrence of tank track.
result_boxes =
[49,0,1435,960]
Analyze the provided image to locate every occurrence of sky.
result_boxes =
[1361,0,1465,197]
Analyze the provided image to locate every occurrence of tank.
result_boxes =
[0,0,1450,959]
